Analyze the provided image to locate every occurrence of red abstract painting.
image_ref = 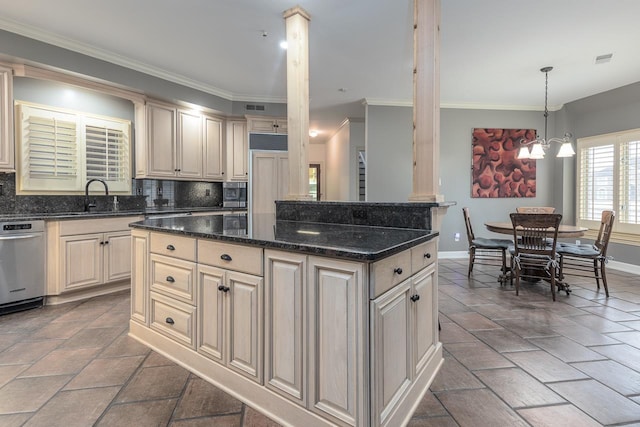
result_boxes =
[471,128,537,198]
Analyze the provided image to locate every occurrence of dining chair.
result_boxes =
[509,213,562,301]
[557,210,615,297]
[462,207,513,283]
[515,207,556,213]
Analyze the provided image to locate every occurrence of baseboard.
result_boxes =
[438,251,640,275]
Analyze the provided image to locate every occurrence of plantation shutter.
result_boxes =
[84,116,130,191]
[578,143,614,221]
[619,139,640,225]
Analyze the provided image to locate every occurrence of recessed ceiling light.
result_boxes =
[279,41,288,49]
[338,87,347,93]
[309,130,318,138]
[595,53,613,64]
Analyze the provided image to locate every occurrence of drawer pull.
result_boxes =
[393,267,403,275]
[220,254,232,262]
[165,317,175,325]
[166,244,175,251]
[166,276,175,283]
[410,294,420,302]
[424,253,431,259]
[218,285,230,293]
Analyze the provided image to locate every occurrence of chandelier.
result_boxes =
[517,66,576,159]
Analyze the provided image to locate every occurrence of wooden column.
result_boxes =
[409,0,443,203]
[283,6,313,201]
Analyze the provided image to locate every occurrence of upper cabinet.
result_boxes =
[226,119,248,181]
[140,100,226,181]
[0,64,14,172]
[247,115,287,134]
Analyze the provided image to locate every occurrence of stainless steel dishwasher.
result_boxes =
[0,220,46,315]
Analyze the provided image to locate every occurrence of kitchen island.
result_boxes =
[129,210,443,427]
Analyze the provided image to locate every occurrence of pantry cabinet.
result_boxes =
[0,64,14,172]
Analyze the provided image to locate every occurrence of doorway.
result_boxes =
[309,163,321,201]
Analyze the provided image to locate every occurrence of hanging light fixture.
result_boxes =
[517,66,576,159]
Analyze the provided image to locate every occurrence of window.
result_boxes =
[16,102,131,194]
[577,129,640,236]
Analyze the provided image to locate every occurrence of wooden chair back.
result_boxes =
[595,210,615,256]
[510,213,562,257]
[515,207,556,213]
[462,207,475,244]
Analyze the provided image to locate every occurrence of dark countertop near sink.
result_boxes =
[130,214,438,261]
[0,207,246,222]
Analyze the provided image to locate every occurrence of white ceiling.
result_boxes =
[1,0,640,143]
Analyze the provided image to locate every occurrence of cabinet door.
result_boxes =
[60,233,103,291]
[0,65,14,172]
[131,230,149,325]
[308,256,365,426]
[264,250,306,404]
[248,117,278,133]
[227,270,263,382]
[371,280,412,427]
[227,120,248,181]
[203,115,225,179]
[177,109,203,178]
[147,102,177,177]
[412,265,436,376]
[197,264,226,363]
[104,231,132,283]
[277,153,289,200]
[274,118,288,134]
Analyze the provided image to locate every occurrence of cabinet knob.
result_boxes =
[166,244,175,251]
[104,241,109,245]
[220,254,232,262]
[424,253,431,259]
[99,241,104,245]
[165,317,175,325]
[166,276,175,283]
[393,267,403,275]
[217,285,230,292]
[410,294,420,302]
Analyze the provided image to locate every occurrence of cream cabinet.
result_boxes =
[143,100,225,180]
[0,64,14,172]
[226,119,248,181]
[131,229,149,325]
[198,262,263,382]
[46,216,142,303]
[247,115,288,134]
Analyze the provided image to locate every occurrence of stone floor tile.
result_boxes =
[446,312,502,331]
[64,355,145,390]
[474,368,565,408]
[566,313,633,333]
[60,326,124,350]
[0,413,34,427]
[19,347,101,377]
[438,322,478,344]
[444,341,514,370]
[115,365,190,403]
[494,318,557,339]
[471,329,539,353]
[170,414,242,427]
[0,334,21,353]
[23,387,119,427]
[0,340,62,365]
[517,403,602,427]
[99,335,152,358]
[549,321,621,346]
[242,406,282,427]
[142,351,177,367]
[87,309,132,329]
[600,298,640,312]
[621,320,640,331]
[592,344,640,372]
[581,305,640,322]
[51,305,113,324]
[429,356,484,392]
[549,379,640,425]
[0,364,29,388]
[407,416,460,427]
[527,336,606,363]
[470,303,521,320]
[504,350,588,383]
[411,391,448,418]
[572,359,640,396]
[0,375,72,414]
[173,377,243,419]
[436,388,528,427]
[606,331,640,349]
[96,398,177,427]
[26,321,86,341]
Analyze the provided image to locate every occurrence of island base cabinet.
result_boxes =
[197,264,263,383]
[131,230,150,325]
[308,256,366,427]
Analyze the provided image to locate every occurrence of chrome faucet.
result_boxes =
[84,179,109,212]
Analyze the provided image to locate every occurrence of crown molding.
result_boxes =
[362,97,564,112]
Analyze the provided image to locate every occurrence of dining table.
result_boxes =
[484,221,588,238]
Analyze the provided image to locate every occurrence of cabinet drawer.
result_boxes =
[411,240,437,274]
[150,254,196,304]
[371,249,412,298]
[198,240,263,276]
[150,291,196,348]
[150,233,196,261]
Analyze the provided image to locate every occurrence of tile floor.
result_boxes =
[1,259,640,426]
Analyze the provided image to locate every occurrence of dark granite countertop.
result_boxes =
[129,214,438,261]
[0,207,246,222]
